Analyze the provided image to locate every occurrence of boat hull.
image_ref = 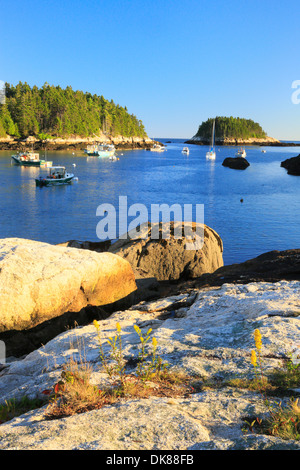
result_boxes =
[97,150,115,158]
[206,152,216,160]
[11,156,52,167]
[35,176,74,187]
[85,151,99,156]
[11,156,40,166]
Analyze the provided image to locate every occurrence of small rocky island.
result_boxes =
[185,116,281,146]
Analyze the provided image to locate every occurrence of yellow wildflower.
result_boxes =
[152,337,158,348]
[93,320,100,330]
[254,329,262,350]
[251,350,257,367]
[116,322,121,333]
[134,324,141,334]
[290,398,300,415]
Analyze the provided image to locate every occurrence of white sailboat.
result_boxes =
[206,119,216,160]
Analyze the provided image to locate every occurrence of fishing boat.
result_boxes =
[84,143,116,158]
[182,147,189,155]
[206,120,216,160]
[97,143,116,158]
[235,148,247,158]
[11,151,52,167]
[35,166,74,187]
[84,144,99,156]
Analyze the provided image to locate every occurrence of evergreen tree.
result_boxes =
[196,116,267,140]
[2,82,147,139]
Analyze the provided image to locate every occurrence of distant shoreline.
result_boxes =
[1,135,300,150]
[0,135,158,151]
[184,140,300,147]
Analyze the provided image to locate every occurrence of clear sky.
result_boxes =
[1,0,300,139]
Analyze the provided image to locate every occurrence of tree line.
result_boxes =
[0,82,147,139]
[196,116,267,140]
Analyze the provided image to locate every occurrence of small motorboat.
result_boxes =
[84,144,99,156]
[182,147,189,155]
[150,144,165,152]
[109,155,119,161]
[35,166,75,187]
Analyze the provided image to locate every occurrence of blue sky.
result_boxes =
[1,0,300,139]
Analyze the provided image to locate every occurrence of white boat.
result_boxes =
[11,151,52,167]
[261,149,266,153]
[150,143,165,152]
[35,166,74,187]
[235,148,247,158]
[206,119,216,160]
[84,143,116,158]
[97,143,116,158]
[84,144,99,156]
[182,147,189,155]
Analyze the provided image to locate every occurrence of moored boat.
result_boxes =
[84,144,100,156]
[150,143,165,152]
[11,151,52,167]
[97,143,116,158]
[206,119,216,160]
[182,147,189,155]
[35,166,74,187]
[235,147,247,158]
[84,143,116,158]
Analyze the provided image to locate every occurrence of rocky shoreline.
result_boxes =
[1,278,300,450]
[0,227,300,450]
[0,135,157,151]
[0,230,299,359]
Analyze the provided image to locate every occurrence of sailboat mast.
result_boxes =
[211,119,215,148]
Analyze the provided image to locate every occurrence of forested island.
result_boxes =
[0,82,152,150]
[186,116,281,146]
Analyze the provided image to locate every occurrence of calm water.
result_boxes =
[0,139,299,265]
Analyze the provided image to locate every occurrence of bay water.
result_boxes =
[0,139,299,266]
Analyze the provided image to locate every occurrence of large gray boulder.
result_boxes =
[108,221,223,281]
[0,238,137,333]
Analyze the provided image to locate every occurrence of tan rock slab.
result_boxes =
[0,238,136,332]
